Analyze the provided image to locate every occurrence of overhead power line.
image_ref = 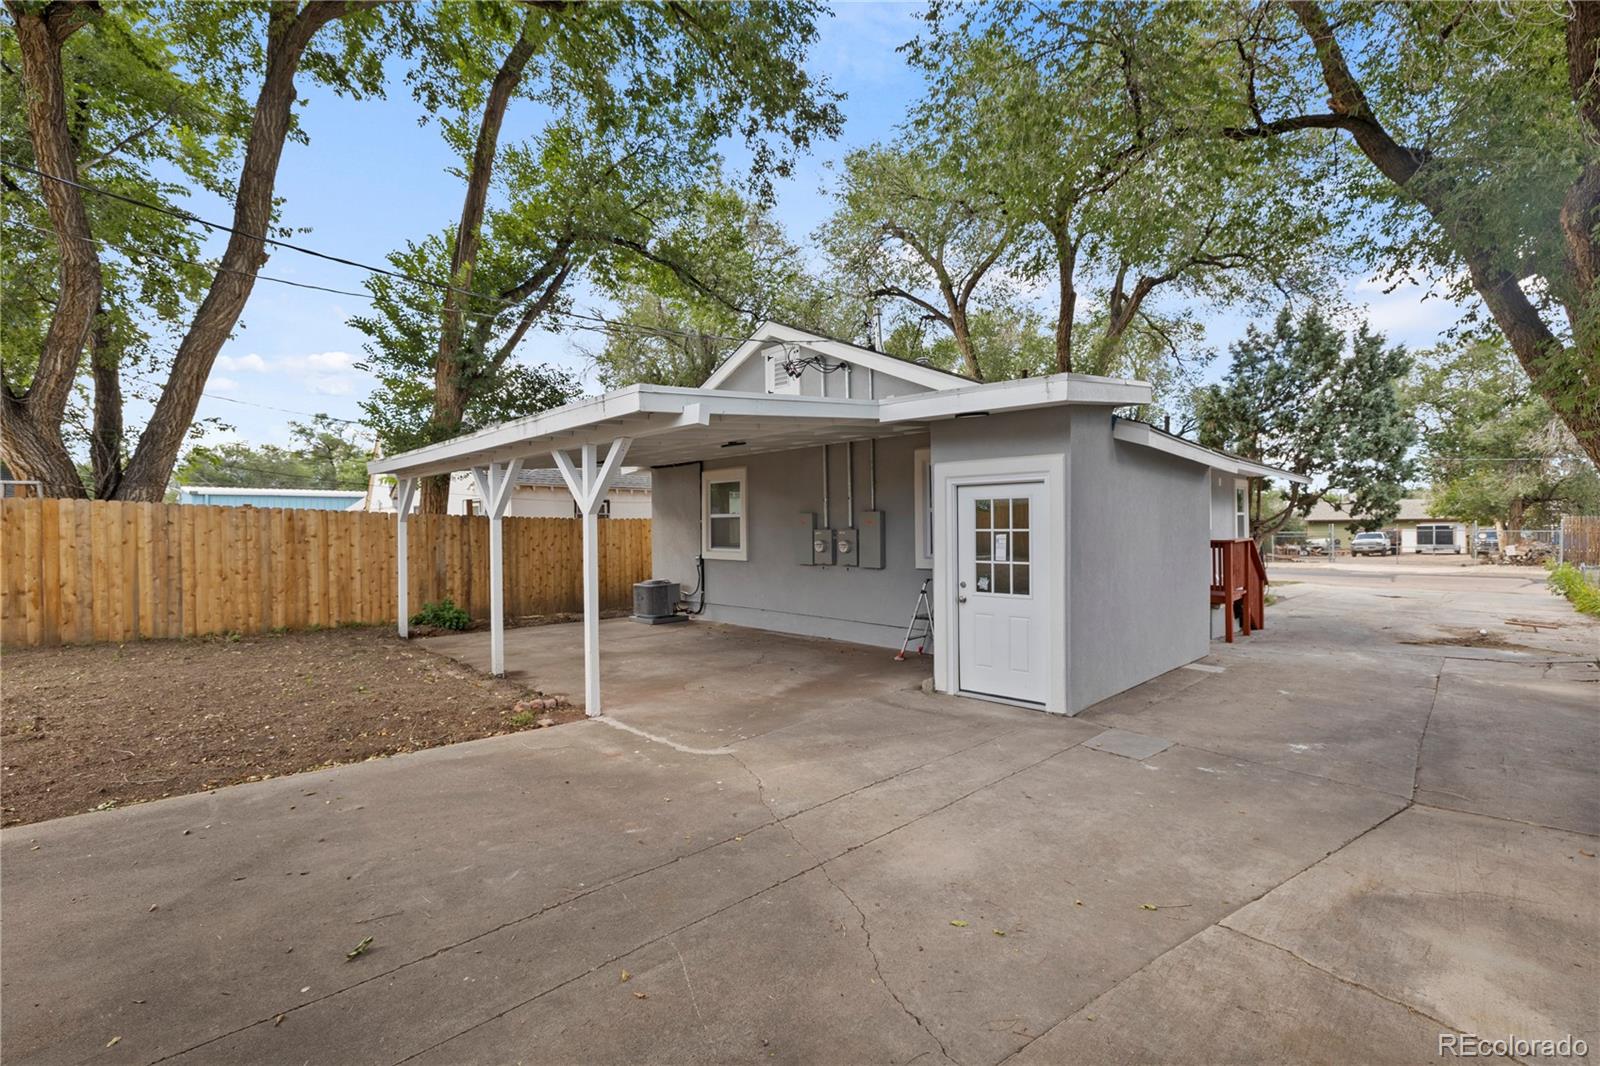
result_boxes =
[3,161,761,348]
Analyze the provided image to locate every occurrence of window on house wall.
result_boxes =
[702,467,747,560]
[914,448,934,569]
[573,498,612,518]
[1235,483,1248,539]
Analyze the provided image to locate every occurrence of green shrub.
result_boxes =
[1546,564,1600,617]
[410,599,472,630]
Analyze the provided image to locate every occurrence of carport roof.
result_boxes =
[368,376,1155,479]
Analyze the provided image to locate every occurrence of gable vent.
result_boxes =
[767,352,801,395]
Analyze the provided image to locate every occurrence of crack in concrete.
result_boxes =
[146,723,1049,1066]
[992,802,1413,1066]
[729,748,961,1066]
[1219,926,1469,1037]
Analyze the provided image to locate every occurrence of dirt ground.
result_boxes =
[0,627,582,827]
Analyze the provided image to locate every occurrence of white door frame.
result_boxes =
[932,452,1067,715]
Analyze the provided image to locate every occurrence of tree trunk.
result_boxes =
[0,1,102,497]
[115,2,351,501]
[425,34,535,513]
[88,314,123,499]
[1288,1,1600,468]
[421,473,451,515]
[1561,1,1600,354]
[1053,233,1078,374]
[948,301,982,381]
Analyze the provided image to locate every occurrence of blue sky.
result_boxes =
[163,1,1466,452]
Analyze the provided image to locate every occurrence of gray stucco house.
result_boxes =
[370,322,1303,717]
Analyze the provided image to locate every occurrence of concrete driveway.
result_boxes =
[3,564,1596,1065]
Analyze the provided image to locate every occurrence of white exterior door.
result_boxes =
[956,483,1049,705]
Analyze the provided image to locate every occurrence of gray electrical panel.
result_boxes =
[858,510,885,569]
[835,527,858,566]
[795,512,818,565]
[812,526,835,565]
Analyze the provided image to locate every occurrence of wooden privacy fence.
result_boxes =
[1562,515,1600,566]
[0,498,651,647]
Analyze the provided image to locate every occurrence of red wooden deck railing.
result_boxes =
[1210,538,1267,643]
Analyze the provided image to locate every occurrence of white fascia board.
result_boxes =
[701,321,971,393]
[1110,419,1311,484]
[367,385,883,478]
[878,372,1151,423]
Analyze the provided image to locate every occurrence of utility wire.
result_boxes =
[3,161,762,347]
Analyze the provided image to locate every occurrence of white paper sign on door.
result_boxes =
[994,533,1009,562]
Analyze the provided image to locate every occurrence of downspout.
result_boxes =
[867,368,877,511]
[845,362,855,535]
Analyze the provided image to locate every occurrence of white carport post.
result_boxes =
[552,438,633,716]
[472,459,524,676]
[395,477,417,638]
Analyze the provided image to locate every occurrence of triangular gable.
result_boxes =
[701,321,972,394]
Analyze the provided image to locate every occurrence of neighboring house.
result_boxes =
[370,321,1304,717]
[364,468,651,518]
[1302,497,1466,554]
[175,486,368,511]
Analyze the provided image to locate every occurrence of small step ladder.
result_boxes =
[895,578,934,661]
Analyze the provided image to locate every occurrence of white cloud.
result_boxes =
[308,376,354,396]
[214,353,267,373]
[208,376,240,393]
[274,350,360,373]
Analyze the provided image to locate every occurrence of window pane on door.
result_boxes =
[976,499,992,529]
[1013,564,1029,595]
[976,531,992,560]
[1012,531,1029,561]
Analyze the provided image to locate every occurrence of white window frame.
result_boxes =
[702,466,748,561]
[914,447,934,569]
[1234,480,1248,540]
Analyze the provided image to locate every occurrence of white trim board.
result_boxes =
[702,321,972,393]
[931,452,1068,716]
[1111,418,1311,484]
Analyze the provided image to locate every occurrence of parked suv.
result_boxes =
[1474,529,1499,555]
[1351,530,1397,556]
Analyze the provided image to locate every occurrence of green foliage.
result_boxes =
[176,417,371,490]
[409,599,471,631]
[0,2,250,447]
[356,3,843,455]
[1547,564,1600,617]
[1206,1,1597,457]
[899,2,1339,376]
[1409,339,1600,527]
[591,186,861,389]
[1195,307,1417,535]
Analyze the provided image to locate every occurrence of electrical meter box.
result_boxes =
[795,512,817,565]
[813,526,836,565]
[858,510,885,569]
[835,527,858,566]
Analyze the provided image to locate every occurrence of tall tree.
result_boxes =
[2,1,248,499]
[357,2,842,511]
[818,142,1018,381]
[590,186,860,389]
[1410,339,1600,530]
[1195,307,1417,537]
[1216,0,1600,466]
[176,416,373,491]
[3,1,393,499]
[908,3,1336,376]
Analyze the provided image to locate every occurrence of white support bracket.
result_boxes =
[551,438,633,716]
[394,477,417,638]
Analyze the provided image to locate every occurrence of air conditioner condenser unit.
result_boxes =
[632,579,686,625]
